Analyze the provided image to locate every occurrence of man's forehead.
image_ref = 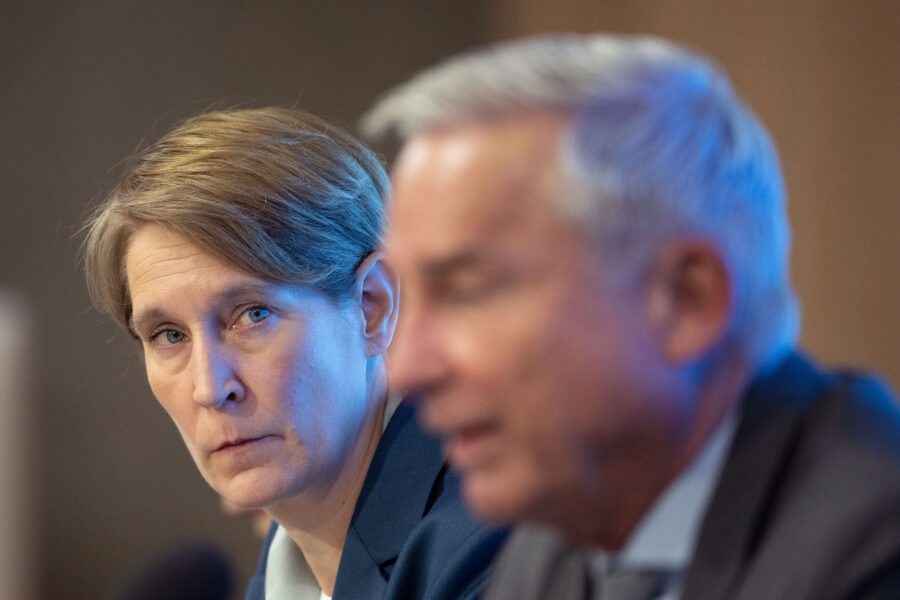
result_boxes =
[388,113,570,252]
[394,111,567,181]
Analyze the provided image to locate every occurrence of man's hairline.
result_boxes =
[393,105,596,232]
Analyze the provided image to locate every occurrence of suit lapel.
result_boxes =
[681,353,828,600]
[332,400,445,599]
[484,525,591,600]
[244,520,278,600]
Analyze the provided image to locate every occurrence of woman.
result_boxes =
[83,107,504,599]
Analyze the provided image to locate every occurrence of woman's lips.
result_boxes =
[214,435,273,453]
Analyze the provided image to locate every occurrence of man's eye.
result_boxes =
[442,278,498,304]
[446,284,489,303]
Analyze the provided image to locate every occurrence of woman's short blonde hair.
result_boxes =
[83,107,388,333]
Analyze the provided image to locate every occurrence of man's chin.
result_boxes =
[460,468,547,526]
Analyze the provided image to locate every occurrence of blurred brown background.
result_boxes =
[0,2,896,598]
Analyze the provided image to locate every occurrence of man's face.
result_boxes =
[386,113,685,541]
[126,225,379,510]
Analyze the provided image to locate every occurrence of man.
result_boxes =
[362,34,900,598]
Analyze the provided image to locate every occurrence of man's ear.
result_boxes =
[645,240,733,364]
[354,252,400,358]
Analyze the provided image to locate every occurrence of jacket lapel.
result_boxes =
[680,353,828,600]
[332,401,445,599]
[484,525,591,600]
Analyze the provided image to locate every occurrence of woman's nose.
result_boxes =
[191,339,245,408]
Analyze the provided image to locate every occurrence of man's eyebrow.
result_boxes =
[422,250,490,279]
[129,282,280,336]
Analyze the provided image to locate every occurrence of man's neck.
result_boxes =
[567,350,752,551]
[665,352,751,493]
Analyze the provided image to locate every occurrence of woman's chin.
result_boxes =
[216,469,298,510]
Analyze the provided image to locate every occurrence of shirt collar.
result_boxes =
[265,525,322,599]
[612,409,740,571]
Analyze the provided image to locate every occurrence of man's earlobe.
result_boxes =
[647,241,733,364]
[355,252,400,358]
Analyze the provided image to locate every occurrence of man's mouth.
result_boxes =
[444,420,502,469]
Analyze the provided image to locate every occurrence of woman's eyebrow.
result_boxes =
[211,282,278,304]
[129,307,168,338]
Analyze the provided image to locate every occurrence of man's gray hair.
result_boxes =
[362,33,799,371]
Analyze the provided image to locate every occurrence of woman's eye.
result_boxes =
[240,305,271,325]
[150,329,185,345]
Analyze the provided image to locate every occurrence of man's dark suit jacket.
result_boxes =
[244,402,507,600]
[485,352,900,599]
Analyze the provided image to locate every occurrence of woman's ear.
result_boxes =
[354,252,400,358]
[645,240,733,364]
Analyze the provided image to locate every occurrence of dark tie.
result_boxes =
[591,567,678,600]
[483,526,680,600]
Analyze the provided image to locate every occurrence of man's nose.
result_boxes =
[388,302,447,398]
[191,337,244,408]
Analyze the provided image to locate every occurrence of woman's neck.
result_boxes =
[266,371,389,596]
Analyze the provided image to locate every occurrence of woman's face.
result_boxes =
[125,224,379,509]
